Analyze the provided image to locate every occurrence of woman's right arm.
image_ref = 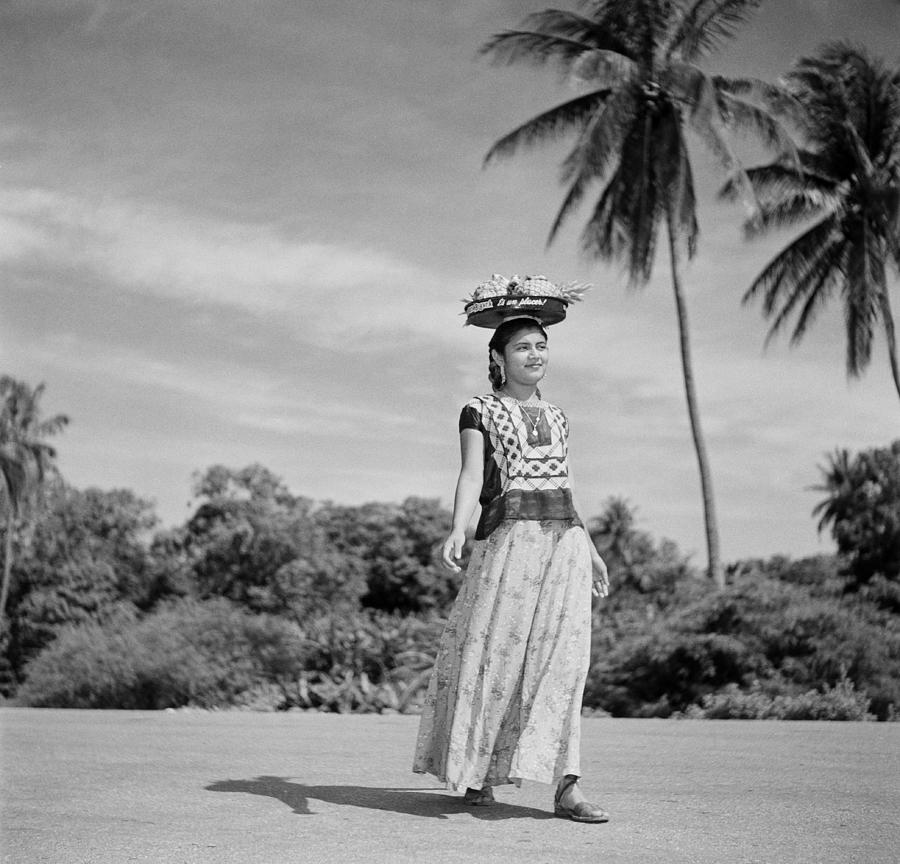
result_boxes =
[441,428,484,572]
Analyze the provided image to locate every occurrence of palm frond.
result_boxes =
[811,447,853,530]
[549,174,594,248]
[677,144,700,259]
[877,284,900,397]
[720,162,835,204]
[715,75,809,128]
[579,178,623,263]
[844,222,887,376]
[548,87,638,243]
[480,30,595,72]
[581,99,667,285]
[666,0,762,63]
[484,90,610,165]
[657,99,700,259]
[780,241,845,346]
[784,45,887,149]
[627,117,661,280]
[886,190,900,269]
[668,63,801,173]
[558,85,637,182]
[480,8,635,68]
[569,48,639,87]
[744,193,834,239]
[582,0,666,59]
[35,416,69,439]
[716,91,800,162]
[684,72,760,216]
[518,9,629,51]
[743,215,839,311]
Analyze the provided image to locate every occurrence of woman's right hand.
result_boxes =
[441,529,467,572]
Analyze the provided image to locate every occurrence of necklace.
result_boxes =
[501,390,544,444]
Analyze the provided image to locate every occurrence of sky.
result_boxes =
[1,0,899,567]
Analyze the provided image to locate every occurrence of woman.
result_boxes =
[412,313,610,823]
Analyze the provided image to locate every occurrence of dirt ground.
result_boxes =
[2,708,898,864]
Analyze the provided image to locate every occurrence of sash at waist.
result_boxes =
[475,488,582,540]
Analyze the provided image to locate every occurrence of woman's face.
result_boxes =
[497,325,548,387]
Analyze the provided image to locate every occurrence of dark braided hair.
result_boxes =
[487,318,548,391]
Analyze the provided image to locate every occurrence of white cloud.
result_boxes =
[0,187,456,349]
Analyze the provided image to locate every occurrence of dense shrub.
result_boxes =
[584,561,900,720]
[691,676,875,721]
[274,610,444,712]
[588,629,768,716]
[16,599,302,709]
[16,598,444,713]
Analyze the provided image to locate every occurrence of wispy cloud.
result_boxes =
[0,187,458,349]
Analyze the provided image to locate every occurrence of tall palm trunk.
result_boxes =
[0,510,12,625]
[666,208,724,587]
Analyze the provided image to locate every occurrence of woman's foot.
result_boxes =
[463,786,495,806]
[554,775,609,823]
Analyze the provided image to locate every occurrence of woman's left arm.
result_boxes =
[569,464,610,598]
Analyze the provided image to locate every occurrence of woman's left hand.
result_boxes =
[591,552,609,598]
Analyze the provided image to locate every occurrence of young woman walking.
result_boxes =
[412,275,610,823]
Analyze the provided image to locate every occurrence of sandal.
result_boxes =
[554,775,609,823]
[463,786,495,806]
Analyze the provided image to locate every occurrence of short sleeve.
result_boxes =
[459,404,482,433]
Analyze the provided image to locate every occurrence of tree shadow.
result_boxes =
[205,776,554,821]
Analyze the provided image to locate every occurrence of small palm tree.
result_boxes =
[811,447,855,535]
[812,442,900,588]
[723,43,900,400]
[0,377,69,622]
[481,0,793,586]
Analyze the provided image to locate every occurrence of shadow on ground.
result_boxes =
[205,776,555,821]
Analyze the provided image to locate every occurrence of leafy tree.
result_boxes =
[314,496,457,614]
[813,441,900,592]
[725,43,900,399]
[2,480,158,681]
[180,464,322,614]
[480,0,793,586]
[172,468,454,620]
[0,377,68,624]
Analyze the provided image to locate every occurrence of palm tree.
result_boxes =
[0,377,69,623]
[811,446,855,536]
[812,442,900,588]
[481,0,793,586]
[723,43,900,400]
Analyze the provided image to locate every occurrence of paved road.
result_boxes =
[2,708,898,864]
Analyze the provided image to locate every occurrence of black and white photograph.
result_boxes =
[2,1,899,862]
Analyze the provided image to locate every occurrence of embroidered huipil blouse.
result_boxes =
[459,393,582,540]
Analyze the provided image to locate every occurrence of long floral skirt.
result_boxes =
[412,520,593,791]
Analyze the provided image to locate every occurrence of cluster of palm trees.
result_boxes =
[480,0,900,586]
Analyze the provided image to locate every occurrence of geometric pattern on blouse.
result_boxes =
[472,394,572,493]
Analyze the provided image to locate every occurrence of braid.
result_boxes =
[488,349,503,390]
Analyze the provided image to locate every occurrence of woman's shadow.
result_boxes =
[205,776,554,821]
